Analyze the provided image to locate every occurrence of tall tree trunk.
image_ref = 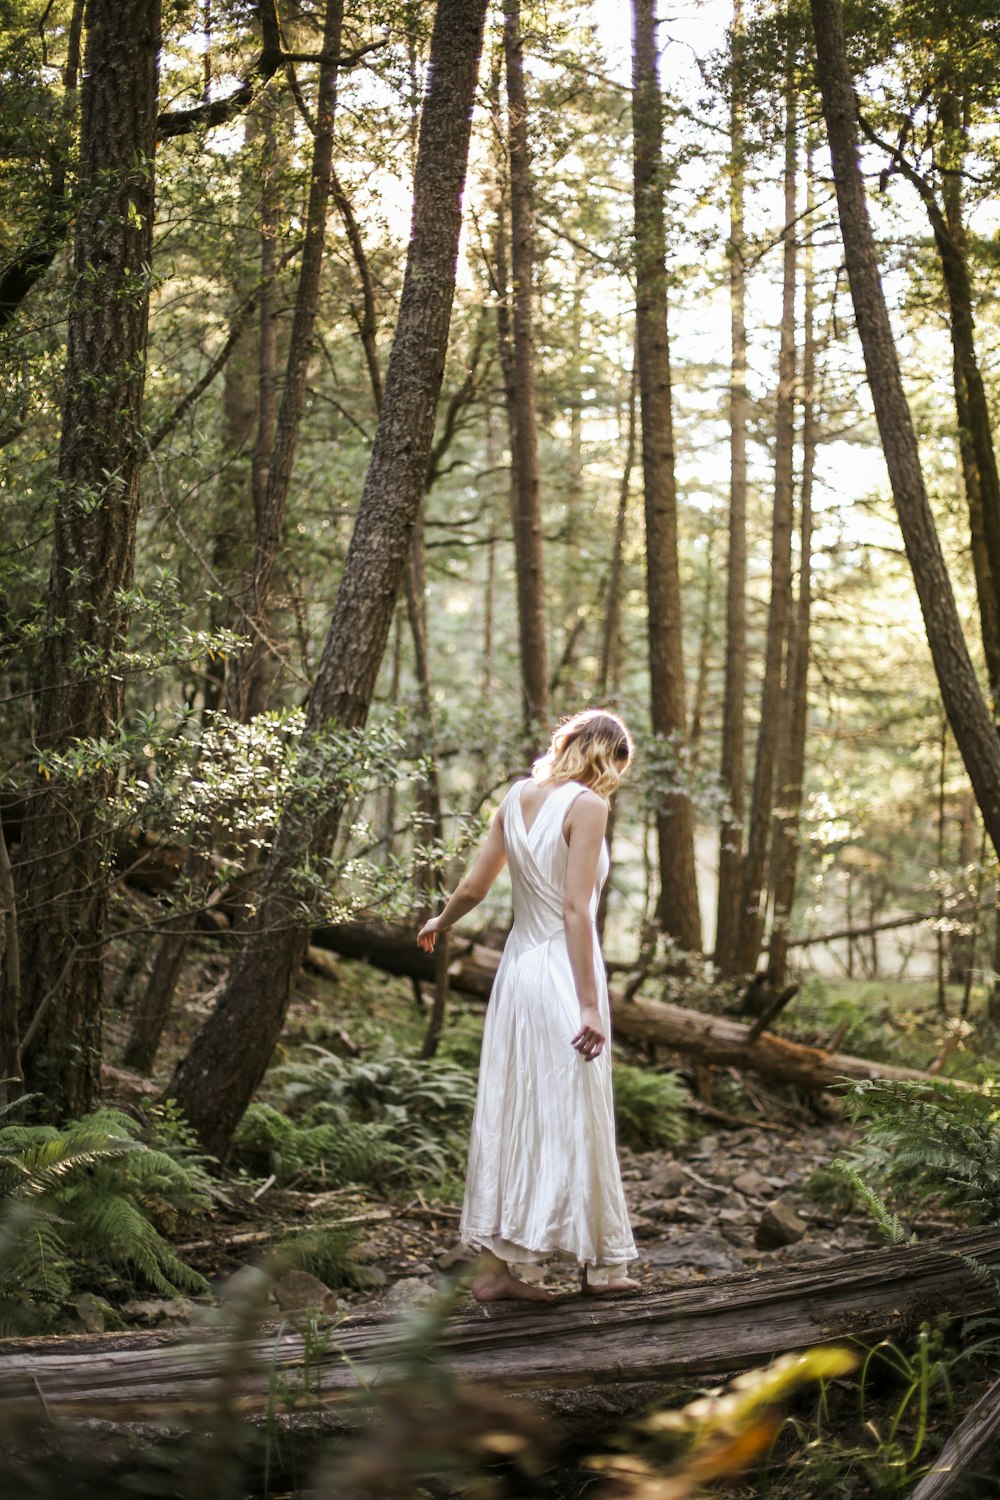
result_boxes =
[715,0,748,977]
[503,0,549,733]
[734,62,798,977]
[598,358,637,700]
[768,160,818,985]
[9,0,160,1117]
[810,0,1000,855]
[169,0,490,1158]
[631,0,701,951]
[225,0,344,723]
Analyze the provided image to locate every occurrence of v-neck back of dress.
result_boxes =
[502,779,604,953]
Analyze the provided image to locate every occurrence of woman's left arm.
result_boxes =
[416,808,507,952]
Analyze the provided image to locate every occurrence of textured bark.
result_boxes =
[9,0,160,1118]
[598,360,637,699]
[169,0,490,1158]
[225,0,343,723]
[4,1231,997,1420]
[715,0,749,978]
[503,0,549,731]
[631,0,701,951]
[735,69,797,977]
[769,164,817,985]
[811,0,1000,855]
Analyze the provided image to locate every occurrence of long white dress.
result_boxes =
[460,779,637,1272]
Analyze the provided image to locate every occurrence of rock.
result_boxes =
[218,1264,274,1307]
[383,1277,437,1311]
[628,1213,659,1239]
[120,1297,195,1326]
[644,1159,688,1197]
[755,1198,808,1250]
[733,1169,775,1199]
[273,1269,338,1315]
[73,1294,106,1334]
[361,1264,389,1288]
[642,1232,742,1273]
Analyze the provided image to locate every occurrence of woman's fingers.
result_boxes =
[571,1025,604,1060]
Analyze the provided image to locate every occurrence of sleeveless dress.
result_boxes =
[460,779,637,1273]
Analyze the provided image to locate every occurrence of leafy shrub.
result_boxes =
[277,1222,384,1291]
[837,1077,1000,1226]
[0,1107,212,1331]
[236,1045,479,1192]
[613,1063,692,1151]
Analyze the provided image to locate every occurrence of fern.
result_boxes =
[838,1078,1000,1226]
[613,1063,692,1152]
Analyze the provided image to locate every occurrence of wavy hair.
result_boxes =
[532,709,634,800]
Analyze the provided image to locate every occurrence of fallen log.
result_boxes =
[909,1374,1000,1500]
[311,920,965,1092]
[2,1231,998,1421]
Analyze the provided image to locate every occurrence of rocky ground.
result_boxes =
[89,1114,884,1333]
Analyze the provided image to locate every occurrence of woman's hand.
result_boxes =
[571,1005,605,1061]
[417,914,447,953]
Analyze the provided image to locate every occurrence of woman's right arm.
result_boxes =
[416,806,507,952]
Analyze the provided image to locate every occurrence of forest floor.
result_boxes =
[84,920,1000,1497]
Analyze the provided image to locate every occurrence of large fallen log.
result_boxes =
[312,919,962,1091]
[2,1231,998,1422]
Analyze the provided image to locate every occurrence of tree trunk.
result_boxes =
[735,63,797,977]
[168,0,490,1159]
[810,0,1000,856]
[6,1230,998,1421]
[225,0,344,723]
[769,159,818,986]
[631,0,701,951]
[502,0,549,733]
[9,0,160,1118]
[715,0,749,978]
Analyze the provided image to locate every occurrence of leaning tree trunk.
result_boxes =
[502,0,549,733]
[735,63,797,977]
[169,0,490,1159]
[631,0,701,951]
[715,0,749,978]
[8,0,160,1118]
[810,0,1000,856]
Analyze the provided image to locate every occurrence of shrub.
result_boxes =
[613,1063,692,1151]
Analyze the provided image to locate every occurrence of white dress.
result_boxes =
[460,779,637,1272]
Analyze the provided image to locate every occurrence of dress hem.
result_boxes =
[462,1224,637,1268]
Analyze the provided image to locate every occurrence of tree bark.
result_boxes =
[735,63,797,976]
[631,0,701,951]
[503,0,549,732]
[769,158,818,986]
[810,0,1000,857]
[715,0,749,978]
[168,0,490,1159]
[9,0,161,1118]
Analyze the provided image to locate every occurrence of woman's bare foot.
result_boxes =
[471,1270,559,1303]
[581,1268,640,1296]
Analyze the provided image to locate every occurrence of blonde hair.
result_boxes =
[532,709,634,800]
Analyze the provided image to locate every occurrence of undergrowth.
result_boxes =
[612,1062,693,1150]
[0,1105,214,1331]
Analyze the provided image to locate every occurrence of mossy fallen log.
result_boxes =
[1,1231,998,1422]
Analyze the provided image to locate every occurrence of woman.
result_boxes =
[417,709,638,1301]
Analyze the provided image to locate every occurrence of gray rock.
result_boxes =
[120,1297,195,1326]
[273,1269,338,1315]
[643,1232,742,1273]
[383,1277,438,1311]
[733,1169,775,1199]
[218,1264,274,1307]
[755,1198,808,1250]
[644,1159,688,1197]
[73,1293,106,1334]
[628,1213,659,1239]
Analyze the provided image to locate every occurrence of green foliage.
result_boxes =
[276,1222,383,1292]
[235,1044,480,1194]
[612,1063,693,1151]
[0,1107,212,1331]
[838,1078,1000,1226]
